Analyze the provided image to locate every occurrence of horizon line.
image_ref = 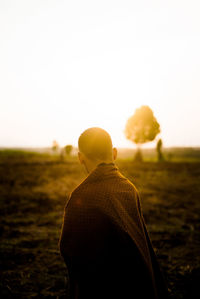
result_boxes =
[1,145,200,150]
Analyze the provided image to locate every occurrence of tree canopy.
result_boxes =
[125,105,160,145]
[65,145,73,155]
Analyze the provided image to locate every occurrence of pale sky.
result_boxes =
[0,0,200,148]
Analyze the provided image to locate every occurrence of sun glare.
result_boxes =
[0,1,200,148]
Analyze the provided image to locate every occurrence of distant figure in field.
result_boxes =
[156,138,165,162]
[59,127,168,299]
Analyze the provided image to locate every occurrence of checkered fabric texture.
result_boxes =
[59,163,168,299]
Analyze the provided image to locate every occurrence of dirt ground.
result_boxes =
[0,155,200,298]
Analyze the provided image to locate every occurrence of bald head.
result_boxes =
[78,127,113,161]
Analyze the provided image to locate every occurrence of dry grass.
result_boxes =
[0,153,200,298]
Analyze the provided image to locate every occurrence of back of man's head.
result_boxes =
[78,127,113,161]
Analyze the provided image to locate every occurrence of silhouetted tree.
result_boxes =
[65,145,73,156]
[156,138,164,162]
[60,148,65,162]
[52,140,59,154]
[125,105,160,161]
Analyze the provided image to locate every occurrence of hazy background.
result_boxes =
[0,0,200,148]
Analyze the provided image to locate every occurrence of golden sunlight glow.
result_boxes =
[0,1,200,148]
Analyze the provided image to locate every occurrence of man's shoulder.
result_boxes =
[64,169,141,225]
[66,178,95,210]
[70,177,92,197]
[70,169,139,200]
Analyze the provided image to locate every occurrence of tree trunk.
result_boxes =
[134,146,143,162]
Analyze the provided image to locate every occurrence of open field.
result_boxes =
[1,146,200,162]
[0,150,200,298]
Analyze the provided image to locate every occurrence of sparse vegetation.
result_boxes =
[0,149,200,298]
[52,140,59,154]
[64,145,73,156]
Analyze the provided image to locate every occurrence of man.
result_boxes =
[59,127,168,299]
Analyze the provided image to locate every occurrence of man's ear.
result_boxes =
[113,147,117,161]
[78,151,84,164]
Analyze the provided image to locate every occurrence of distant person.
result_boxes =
[59,127,168,299]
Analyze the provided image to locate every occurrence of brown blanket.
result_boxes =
[59,162,168,299]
